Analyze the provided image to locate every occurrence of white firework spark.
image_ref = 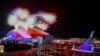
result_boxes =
[7,14,18,26]
[37,11,57,24]
[7,8,57,31]
[25,15,37,28]
[12,8,30,20]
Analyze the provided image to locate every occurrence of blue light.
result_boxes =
[79,30,95,51]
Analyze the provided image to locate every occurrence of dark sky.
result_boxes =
[0,0,99,39]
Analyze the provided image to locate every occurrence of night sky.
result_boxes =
[0,0,99,39]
